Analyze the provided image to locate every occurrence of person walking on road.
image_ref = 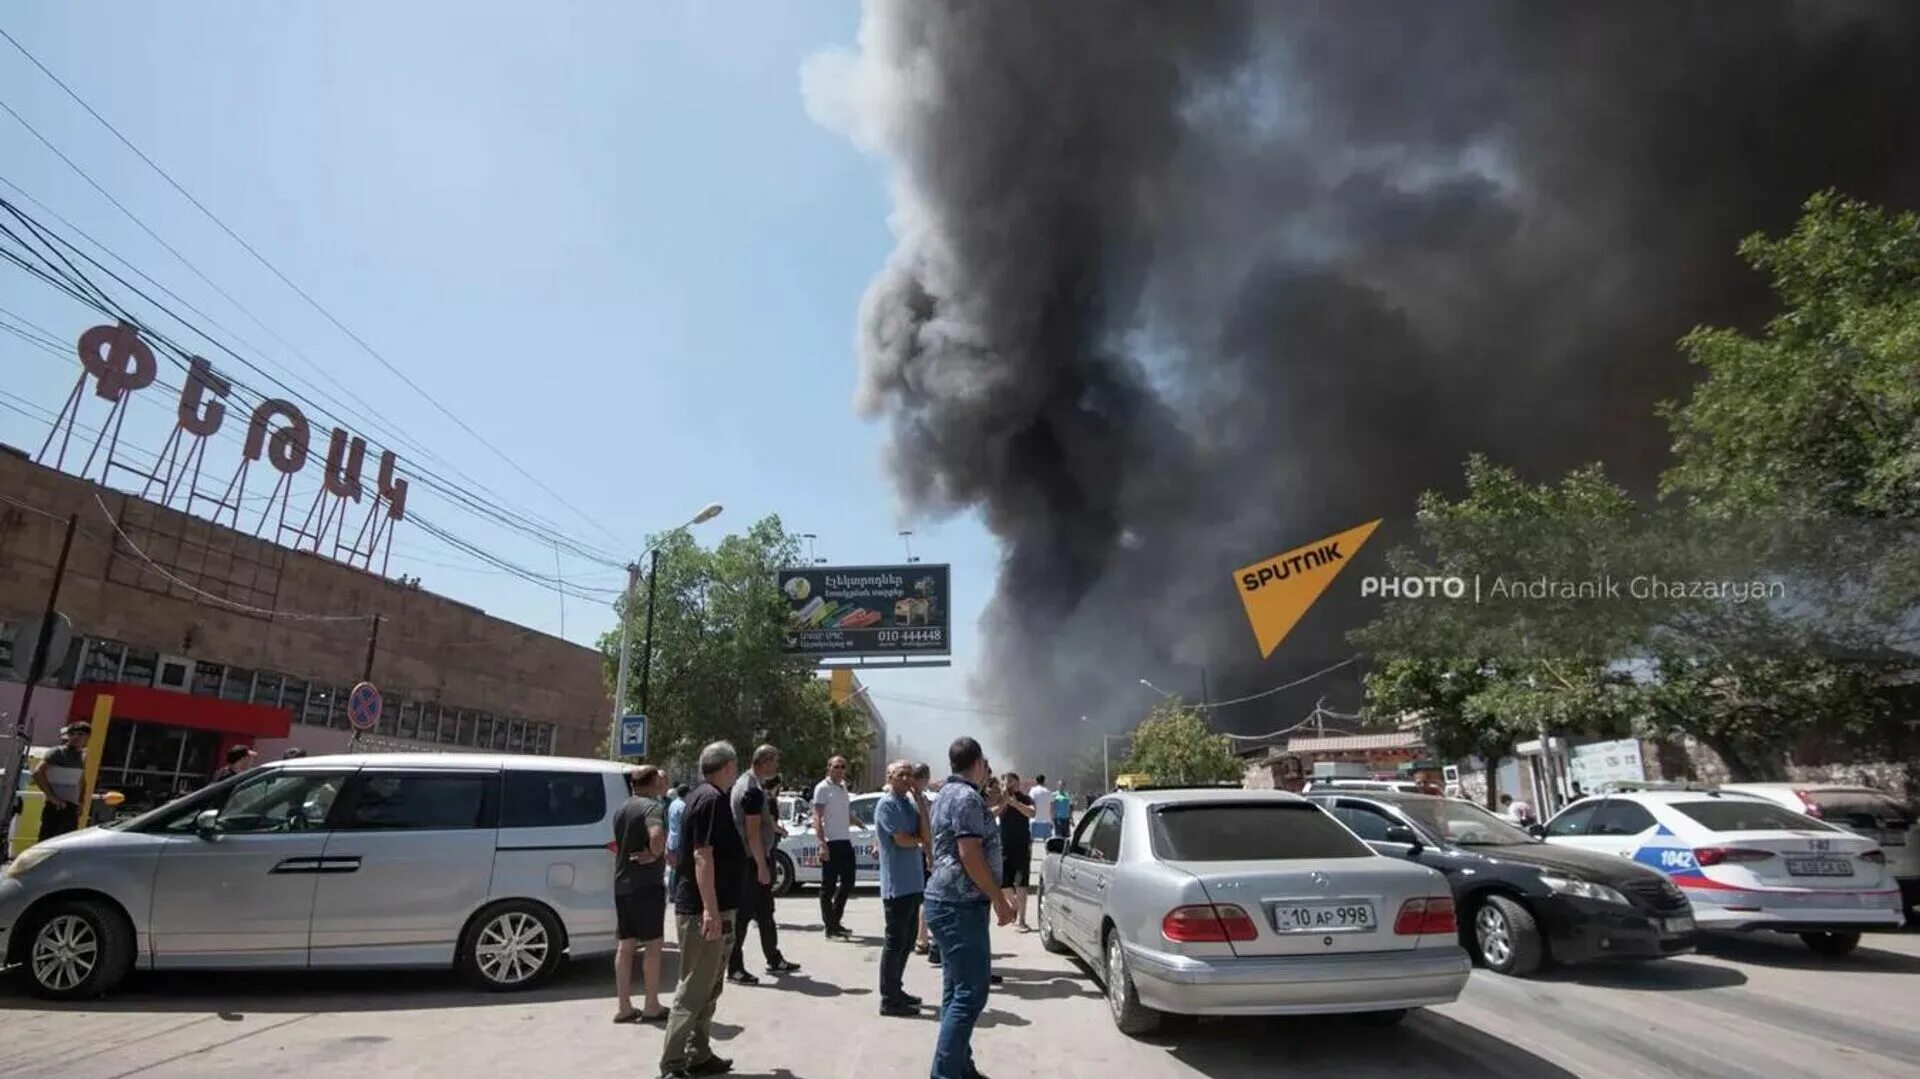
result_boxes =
[661,743,747,1079]
[925,737,1016,1079]
[730,744,800,985]
[876,759,928,1017]
[612,765,670,1024]
[1027,774,1054,845]
[997,771,1036,931]
[1051,786,1073,837]
[812,755,856,938]
[31,722,91,842]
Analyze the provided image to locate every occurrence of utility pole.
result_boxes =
[0,514,79,854]
[638,547,660,715]
[609,560,642,759]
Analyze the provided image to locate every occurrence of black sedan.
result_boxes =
[1306,791,1696,977]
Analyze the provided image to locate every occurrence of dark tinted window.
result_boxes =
[343,772,491,830]
[501,770,607,828]
[1806,790,1912,829]
[1589,800,1658,836]
[1152,803,1371,861]
[1331,802,1396,841]
[1546,801,1601,836]
[1675,799,1839,833]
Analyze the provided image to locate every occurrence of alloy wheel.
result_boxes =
[1476,904,1512,967]
[32,914,99,993]
[1105,936,1127,1020]
[474,910,551,986]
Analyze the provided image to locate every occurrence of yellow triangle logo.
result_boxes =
[1233,519,1381,659]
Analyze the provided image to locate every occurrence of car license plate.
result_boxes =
[1270,901,1376,932]
[1785,857,1854,877]
[1662,916,1694,935]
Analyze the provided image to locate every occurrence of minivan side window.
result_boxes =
[500,770,607,828]
[157,770,350,835]
[339,772,494,831]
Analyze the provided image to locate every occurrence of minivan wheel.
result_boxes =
[1102,929,1162,1036]
[459,901,563,991]
[1800,931,1861,958]
[25,898,135,1001]
[771,851,795,896]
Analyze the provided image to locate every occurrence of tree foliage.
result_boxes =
[598,515,868,784]
[1354,192,1920,783]
[1120,699,1243,786]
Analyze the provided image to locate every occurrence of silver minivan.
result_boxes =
[0,753,629,999]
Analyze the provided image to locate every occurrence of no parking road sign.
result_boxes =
[618,715,648,758]
[348,681,384,732]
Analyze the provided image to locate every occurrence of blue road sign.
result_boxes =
[618,715,648,758]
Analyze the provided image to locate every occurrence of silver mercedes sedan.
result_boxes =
[1036,788,1470,1035]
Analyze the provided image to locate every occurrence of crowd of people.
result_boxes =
[616,738,1066,1079]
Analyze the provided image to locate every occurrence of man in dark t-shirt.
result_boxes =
[997,770,1037,931]
[662,743,746,1078]
[612,766,669,1024]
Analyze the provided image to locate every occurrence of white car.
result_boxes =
[771,791,883,896]
[1719,783,1919,918]
[1540,789,1905,956]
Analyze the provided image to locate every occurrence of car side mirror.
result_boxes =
[193,809,221,838]
[1045,836,1066,855]
[1384,824,1422,850]
[1528,824,1548,839]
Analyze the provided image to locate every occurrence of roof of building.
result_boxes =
[1285,732,1426,754]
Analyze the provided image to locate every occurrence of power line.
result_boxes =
[0,30,622,545]
[1199,655,1362,710]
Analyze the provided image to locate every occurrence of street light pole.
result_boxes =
[608,503,722,759]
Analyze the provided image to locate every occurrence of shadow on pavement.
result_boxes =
[1697,934,1920,974]
[986,965,1102,1002]
[1534,957,1748,992]
[1158,1011,1578,1078]
[770,973,871,999]
[0,955,625,1014]
[975,1007,1030,1029]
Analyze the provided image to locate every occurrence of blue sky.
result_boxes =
[0,2,1008,765]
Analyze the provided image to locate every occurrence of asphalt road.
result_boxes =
[1,893,1915,1078]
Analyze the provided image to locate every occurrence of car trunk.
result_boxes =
[1705,829,1885,890]
[1805,791,1919,878]
[1164,857,1444,957]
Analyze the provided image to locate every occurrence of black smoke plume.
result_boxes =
[805,0,1920,761]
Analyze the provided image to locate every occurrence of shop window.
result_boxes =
[253,671,285,708]
[419,702,442,742]
[327,687,350,730]
[303,684,333,726]
[80,639,126,684]
[192,661,225,698]
[281,677,309,715]
[473,713,495,749]
[0,622,13,671]
[221,667,255,702]
[505,717,525,753]
[529,723,554,755]
[397,699,420,740]
[438,707,461,745]
[377,694,401,736]
[123,646,159,686]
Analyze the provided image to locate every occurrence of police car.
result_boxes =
[771,791,883,896]
[1539,786,1905,956]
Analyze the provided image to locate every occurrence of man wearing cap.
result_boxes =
[32,722,91,841]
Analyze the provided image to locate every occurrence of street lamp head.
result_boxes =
[693,503,724,525]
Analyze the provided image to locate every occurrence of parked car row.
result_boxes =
[1038,782,1909,1038]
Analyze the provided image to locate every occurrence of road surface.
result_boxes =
[1,894,1915,1078]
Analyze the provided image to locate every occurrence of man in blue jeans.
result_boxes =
[925,736,1016,1079]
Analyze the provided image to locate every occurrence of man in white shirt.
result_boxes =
[1027,775,1054,844]
[812,756,856,939]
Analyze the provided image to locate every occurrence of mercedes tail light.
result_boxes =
[1862,850,1887,865]
[1693,847,1775,867]
[1162,904,1259,943]
[1393,897,1457,935]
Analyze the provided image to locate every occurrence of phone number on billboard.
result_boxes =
[877,628,944,645]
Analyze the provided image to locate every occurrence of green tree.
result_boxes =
[1120,699,1243,786]
[598,515,867,782]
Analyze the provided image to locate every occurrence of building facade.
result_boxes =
[1,451,609,812]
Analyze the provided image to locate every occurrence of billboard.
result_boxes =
[778,564,950,659]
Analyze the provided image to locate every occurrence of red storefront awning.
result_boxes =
[69,682,293,739]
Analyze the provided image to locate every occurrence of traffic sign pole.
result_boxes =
[0,513,78,862]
